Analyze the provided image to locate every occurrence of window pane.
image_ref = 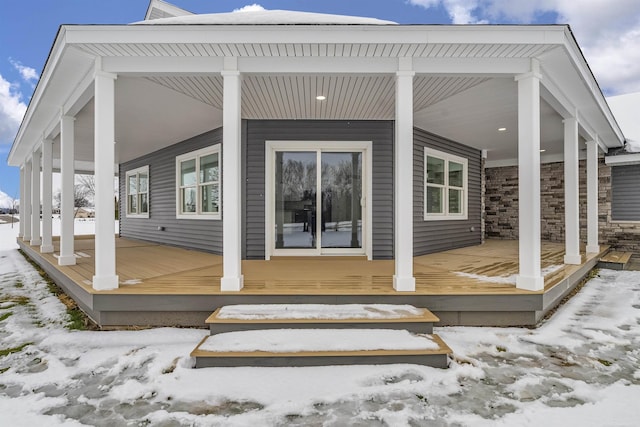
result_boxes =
[449,161,464,188]
[139,193,148,214]
[426,186,443,214]
[181,187,196,213]
[180,159,196,186]
[128,194,137,214]
[200,153,219,184]
[201,184,219,213]
[128,175,137,195]
[427,156,445,185]
[449,189,462,214]
[139,173,148,193]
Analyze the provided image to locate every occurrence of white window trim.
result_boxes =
[125,165,149,219]
[424,147,468,221]
[175,144,221,220]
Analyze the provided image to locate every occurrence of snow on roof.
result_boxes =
[132,9,397,26]
[607,91,640,152]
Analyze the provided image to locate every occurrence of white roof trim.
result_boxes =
[144,0,193,21]
[605,153,640,166]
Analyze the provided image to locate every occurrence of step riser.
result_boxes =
[597,261,626,270]
[195,354,449,369]
[210,322,433,334]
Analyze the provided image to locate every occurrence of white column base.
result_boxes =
[30,238,42,246]
[563,254,582,265]
[516,275,544,291]
[57,255,77,266]
[393,275,416,292]
[18,233,23,238]
[93,275,119,291]
[221,276,244,292]
[586,245,601,254]
[40,244,54,253]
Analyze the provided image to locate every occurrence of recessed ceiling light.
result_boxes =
[316,95,326,101]
[540,149,546,153]
[498,127,506,132]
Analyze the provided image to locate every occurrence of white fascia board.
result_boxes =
[8,26,69,166]
[604,153,640,166]
[62,63,95,117]
[63,24,566,47]
[413,57,530,75]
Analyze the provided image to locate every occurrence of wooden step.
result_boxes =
[598,251,633,270]
[205,304,440,334]
[191,332,452,368]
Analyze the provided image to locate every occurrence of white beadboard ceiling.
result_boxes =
[143,74,490,119]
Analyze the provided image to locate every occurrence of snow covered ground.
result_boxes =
[1,222,639,426]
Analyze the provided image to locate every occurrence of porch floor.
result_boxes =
[25,236,603,296]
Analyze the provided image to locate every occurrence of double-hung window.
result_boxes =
[125,166,149,218]
[424,148,468,220]
[176,145,221,219]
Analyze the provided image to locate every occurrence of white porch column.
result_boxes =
[41,139,54,253]
[58,115,76,266]
[586,139,601,253]
[393,59,416,292]
[30,147,42,246]
[18,166,24,238]
[220,58,243,291]
[92,70,119,290]
[515,62,543,291]
[23,158,32,242]
[563,117,581,264]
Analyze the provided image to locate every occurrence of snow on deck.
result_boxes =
[199,329,439,353]
[454,264,563,285]
[132,10,397,26]
[216,304,424,320]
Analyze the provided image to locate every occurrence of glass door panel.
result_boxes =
[274,151,317,249]
[320,152,362,249]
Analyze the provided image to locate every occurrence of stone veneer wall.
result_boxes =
[484,159,640,253]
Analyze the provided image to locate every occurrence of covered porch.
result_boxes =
[18,236,608,326]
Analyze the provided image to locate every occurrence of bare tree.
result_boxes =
[54,185,91,218]
[76,175,95,203]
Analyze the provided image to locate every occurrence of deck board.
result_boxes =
[23,237,607,297]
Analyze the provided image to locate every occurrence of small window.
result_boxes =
[424,148,468,220]
[176,145,221,219]
[125,166,149,218]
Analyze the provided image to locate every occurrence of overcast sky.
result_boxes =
[1,0,639,204]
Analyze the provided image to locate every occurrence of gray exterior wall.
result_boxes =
[413,127,482,255]
[611,164,640,221]
[119,128,223,254]
[244,120,394,260]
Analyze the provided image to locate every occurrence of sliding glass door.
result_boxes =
[271,145,366,256]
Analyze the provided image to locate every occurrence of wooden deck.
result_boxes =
[28,237,600,296]
[18,236,608,327]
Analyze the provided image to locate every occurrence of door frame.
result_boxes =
[265,140,373,260]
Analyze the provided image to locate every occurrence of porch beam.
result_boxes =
[41,139,54,253]
[221,58,244,291]
[58,115,76,266]
[586,139,600,253]
[23,158,32,242]
[563,117,581,264]
[100,56,531,76]
[515,60,543,291]
[393,58,416,292]
[92,69,119,290]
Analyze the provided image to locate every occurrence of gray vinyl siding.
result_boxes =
[119,128,223,254]
[611,164,640,221]
[244,120,394,260]
[413,127,482,255]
